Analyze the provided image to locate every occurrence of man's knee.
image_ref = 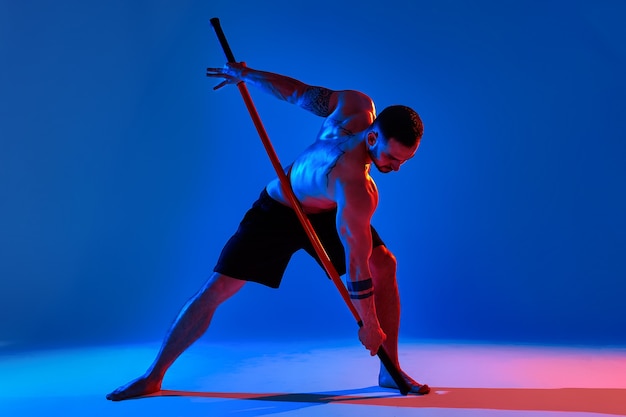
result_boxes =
[201,273,246,306]
[370,246,397,278]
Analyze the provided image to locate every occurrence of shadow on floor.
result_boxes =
[145,387,626,416]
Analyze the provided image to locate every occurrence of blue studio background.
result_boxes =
[1,0,625,351]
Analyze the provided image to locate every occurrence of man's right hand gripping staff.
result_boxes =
[348,277,386,355]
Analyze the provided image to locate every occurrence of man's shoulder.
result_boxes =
[334,90,375,117]
[330,161,378,214]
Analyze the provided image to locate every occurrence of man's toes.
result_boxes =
[413,384,430,395]
[106,392,120,401]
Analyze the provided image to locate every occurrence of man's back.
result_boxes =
[266,90,377,213]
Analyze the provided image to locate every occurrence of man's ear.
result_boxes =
[367,131,378,146]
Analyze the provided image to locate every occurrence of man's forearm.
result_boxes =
[238,66,335,117]
[238,66,309,105]
[208,63,336,117]
[347,277,381,328]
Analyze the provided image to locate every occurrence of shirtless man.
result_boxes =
[106,63,427,401]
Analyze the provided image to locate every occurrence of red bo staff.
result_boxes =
[209,17,412,395]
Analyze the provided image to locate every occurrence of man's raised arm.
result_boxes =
[207,63,373,122]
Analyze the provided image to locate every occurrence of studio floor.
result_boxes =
[1,338,625,417]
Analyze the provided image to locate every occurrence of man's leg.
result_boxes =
[106,273,246,401]
[369,246,428,394]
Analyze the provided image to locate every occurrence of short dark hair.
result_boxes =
[374,105,423,147]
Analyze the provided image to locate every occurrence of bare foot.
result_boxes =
[106,375,162,401]
[378,366,430,395]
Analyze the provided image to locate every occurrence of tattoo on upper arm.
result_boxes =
[301,86,333,117]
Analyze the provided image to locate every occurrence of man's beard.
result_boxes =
[368,149,392,173]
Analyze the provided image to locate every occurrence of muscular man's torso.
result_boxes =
[266,130,375,214]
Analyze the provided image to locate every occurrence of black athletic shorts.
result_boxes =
[213,188,385,288]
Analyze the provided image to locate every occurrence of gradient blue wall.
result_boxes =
[1,0,625,350]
